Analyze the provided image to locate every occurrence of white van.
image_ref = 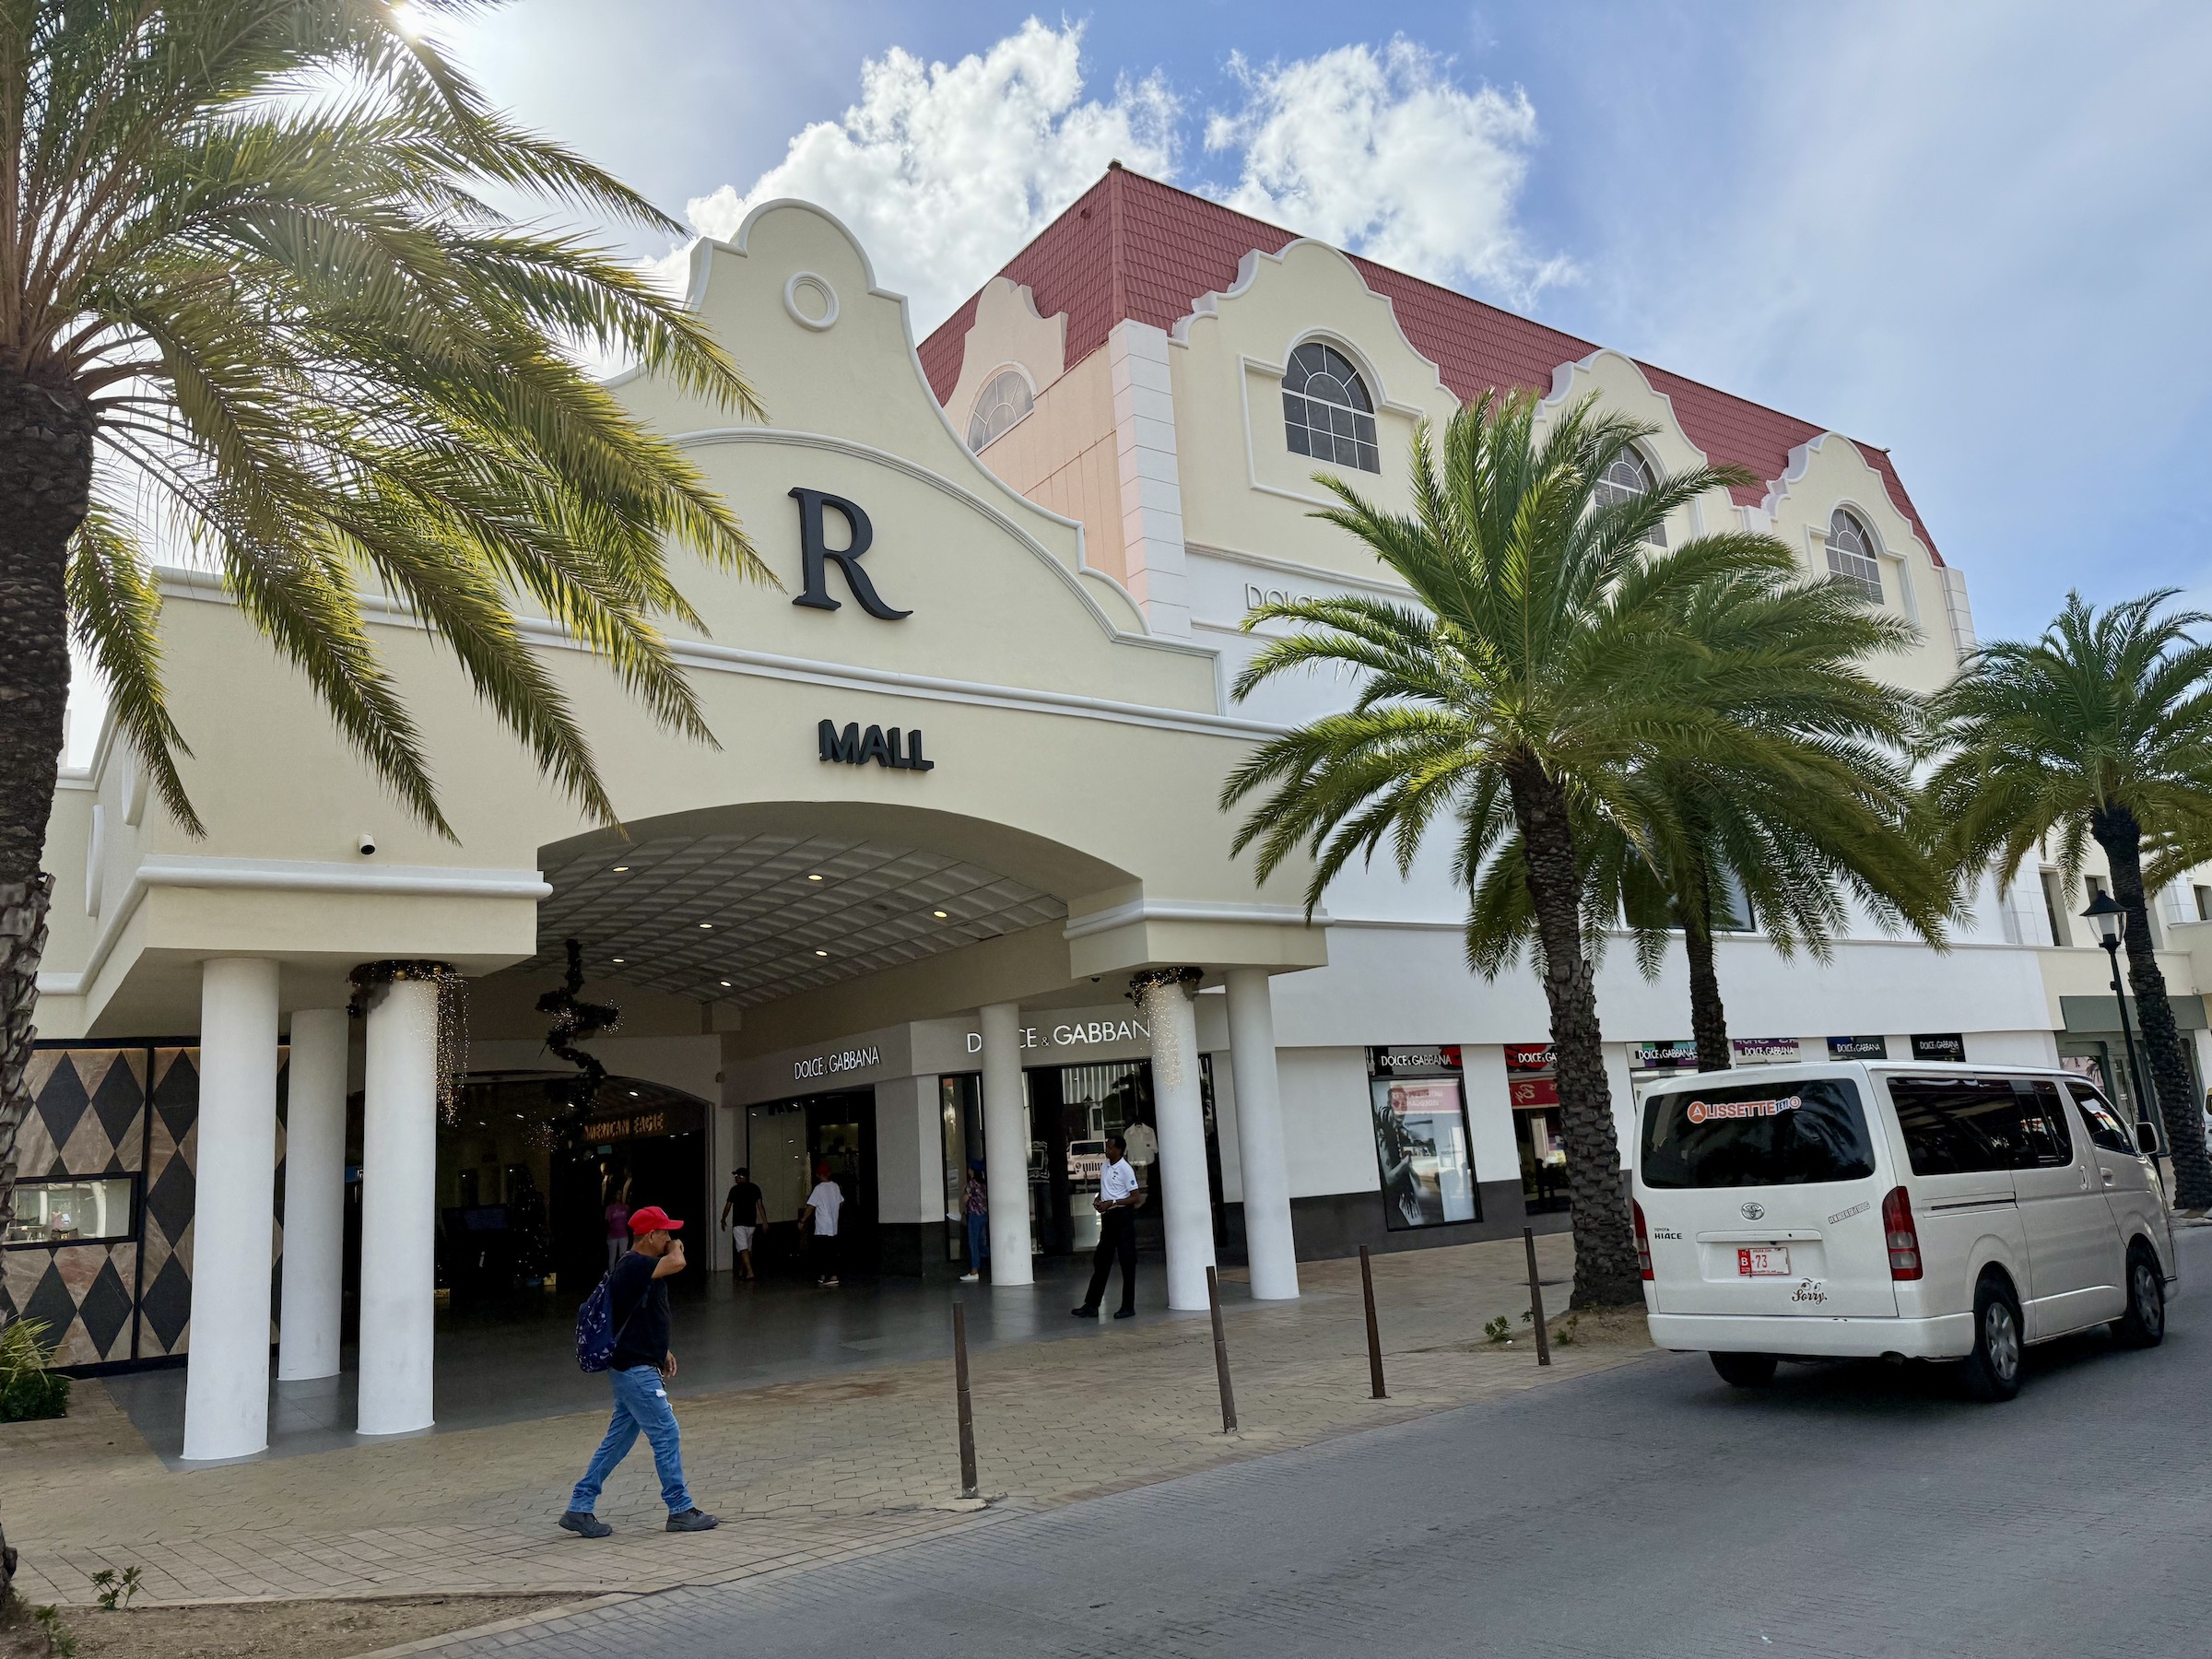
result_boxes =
[1632,1061,2178,1401]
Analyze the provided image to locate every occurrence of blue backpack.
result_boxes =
[575,1272,639,1373]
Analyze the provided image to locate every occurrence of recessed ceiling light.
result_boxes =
[815,949,830,957]
[933,910,948,919]
[720,980,733,988]
[699,922,712,929]
[611,957,624,963]
[612,865,629,873]
[629,1090,640,1098]
[807,873,824,882]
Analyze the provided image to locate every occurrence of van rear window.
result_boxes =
[1640,1077,1877,1189]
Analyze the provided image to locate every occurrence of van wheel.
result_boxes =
[1710,1351,1778,1388]
[2112,1244,2166,1348]
[1959,1277,2023,1402]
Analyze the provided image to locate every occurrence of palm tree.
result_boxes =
[1223,389,1828,1308]
[1466,568,1953,1072]
[1,6,767,1257]
[1924,591,2212,1209]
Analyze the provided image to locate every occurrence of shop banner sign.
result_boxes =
[1911,1032,1966,1063]
[1369,1045,1462,1077]
[1828,1035,1888,1060]
[1503,1043,1555,1073]
[1732,1037,1802,1062]
[1634,1040,1700,1071]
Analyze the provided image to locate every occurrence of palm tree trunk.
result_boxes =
[1680,880,1732,1073]
[0,369,93,1239]
[1506,758,1641,1307]
[2093,808,2212,1210]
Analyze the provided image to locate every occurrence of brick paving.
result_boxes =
[0,1234,1646,1611]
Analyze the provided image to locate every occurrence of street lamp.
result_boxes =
[2081,890,2159,1152]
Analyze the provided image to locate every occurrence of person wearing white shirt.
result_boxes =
[1073,1133,1144,1320]
[800,1165,844,1288]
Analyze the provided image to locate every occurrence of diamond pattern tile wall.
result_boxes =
[526,831,1069,1007]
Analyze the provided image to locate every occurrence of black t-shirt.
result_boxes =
[726,1181,764,1223]
[606,1250,670,1372]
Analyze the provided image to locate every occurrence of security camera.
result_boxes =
[358,831,378,857]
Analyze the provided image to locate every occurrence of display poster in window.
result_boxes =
[1828,1035,1888,1060]
[1369,1077,1479,1230]
[1911,1033,1966,1063]
[1632,1040,1700,1073]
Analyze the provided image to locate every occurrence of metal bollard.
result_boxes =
[1522,1226,1551,1367]
[952,1301,981,1499]
[1205,1265,1240,1434]
[1359,1244,1387,1399]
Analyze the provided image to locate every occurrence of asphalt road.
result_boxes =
[451,1226,2212,1659]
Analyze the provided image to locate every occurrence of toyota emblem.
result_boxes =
[1740,1201,1767,1221]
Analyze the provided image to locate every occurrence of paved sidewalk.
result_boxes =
[1,1234,1644,1609]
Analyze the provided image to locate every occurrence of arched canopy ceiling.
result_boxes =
[531,804,1131,1009]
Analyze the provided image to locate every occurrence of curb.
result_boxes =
[346,1593,640,1658]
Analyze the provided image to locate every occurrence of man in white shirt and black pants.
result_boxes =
[800,1163,843,1288]
[1073,1134,1143,1320]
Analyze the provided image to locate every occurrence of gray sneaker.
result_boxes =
[559,1511,611,1538]
[666,1508,721,1533]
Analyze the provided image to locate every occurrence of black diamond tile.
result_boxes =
[153,1049,199,1143]
[34,1062,89,1177]
[91,1053,146,1167]
[21,1259,76,1339]
[139,1253,192,1353]
[77,1257,134,1357]
[145,1149,196,1246]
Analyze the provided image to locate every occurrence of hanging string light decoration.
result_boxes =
[535,939,620,1138]
[347,959,469,1122]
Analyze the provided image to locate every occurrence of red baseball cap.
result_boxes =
[628,1206,683,1235]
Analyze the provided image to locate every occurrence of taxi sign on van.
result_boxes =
[1684,1095,1804,1124]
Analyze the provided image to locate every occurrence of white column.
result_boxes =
[277,1008,350,1381]
[979,1001,1033,1287]
[1224,969,1300,1301]
[1137,971,1214,1311]
[182,958,281,1462]
[358,978,439,1435]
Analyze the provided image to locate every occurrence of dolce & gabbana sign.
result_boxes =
[794,1043,882,1081]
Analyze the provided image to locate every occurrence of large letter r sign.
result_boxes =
[789,488,911,619]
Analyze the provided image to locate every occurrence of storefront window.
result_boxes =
[4,1176,135,1246]
[1367,1048,1479,1230]
[1505,1043,1570,1215]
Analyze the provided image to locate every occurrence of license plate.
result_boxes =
[1737,1245,1791,1277]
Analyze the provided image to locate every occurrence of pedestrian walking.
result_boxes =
[960,1159,989,1282]
[719,1166,766,1282]
[560,1206,719,1537]
[801,1164,844,1288]
[1073,1133,1143,1320]
[602,1177,631,1274]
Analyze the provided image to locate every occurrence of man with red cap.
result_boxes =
[559,1206,719,1537]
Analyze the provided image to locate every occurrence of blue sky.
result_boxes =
[437,2,2211,641]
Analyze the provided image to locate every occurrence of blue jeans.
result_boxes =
[965,1212,988,1271]
[569,1365,693,1514]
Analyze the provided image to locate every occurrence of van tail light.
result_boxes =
[1881,1185,1922,1280]
[1633,1199,1653,1280]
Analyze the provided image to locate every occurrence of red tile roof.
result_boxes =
[919,167,1941,563]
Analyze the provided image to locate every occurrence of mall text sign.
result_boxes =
[818,720,934,771]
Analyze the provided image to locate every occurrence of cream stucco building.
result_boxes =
[13,168,2206,1462]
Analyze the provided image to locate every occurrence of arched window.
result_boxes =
[1282,342,1379,472]
[966,370,1033,451]
[1825,509,1883,603]
[1593,445,1666,547]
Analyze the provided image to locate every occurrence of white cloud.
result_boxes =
[677,20,1176,330]
[662,22,1569,335]
[1206,39,1574,306]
